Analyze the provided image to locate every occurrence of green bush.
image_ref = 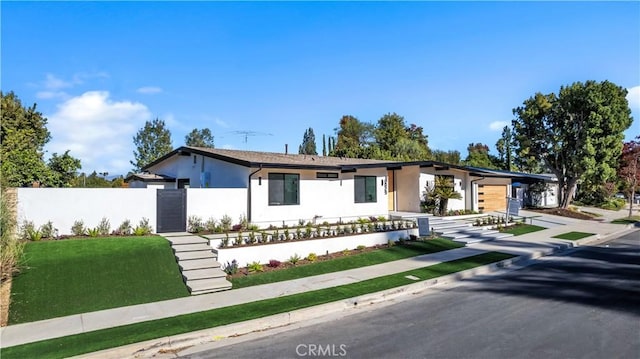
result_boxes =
[87,227,100,237]
[187,215,203,233]
[40,221,56,239]
[247,261,263,273]
[97,217,111,236]
[115,219,132,236]
[71,220,86,236]
[288,253,301,265]
[220,214,233,232]
[20,220,36,241]
[600,198,625,210]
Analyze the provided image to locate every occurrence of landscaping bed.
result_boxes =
[552,231,595,241]
[228,238,464,288]
[527,207,595,220]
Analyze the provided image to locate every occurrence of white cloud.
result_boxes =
[627,86,640,110]
[215,118,230,128]
[489,121,509,131]
[44,73,74,90]
[136,86,163,94]
[46,91,152,175]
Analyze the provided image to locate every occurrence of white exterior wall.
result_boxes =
[186,188,247,223]
[395,165,421,212]
[16,188,157,236]
[419,170,466,211]
[250,167,389,227]
[216,229,418,265]
[147,154,249,189]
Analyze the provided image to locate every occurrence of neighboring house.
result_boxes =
[128,147,558,231]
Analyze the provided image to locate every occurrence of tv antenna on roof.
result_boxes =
[228,130,274,143]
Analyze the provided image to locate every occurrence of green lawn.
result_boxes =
[611,216,640,225]
[231,238,464,288]
[552,231,595,241]
[1,252,514,359]
[501,224,546,236]
[9,236,189,324]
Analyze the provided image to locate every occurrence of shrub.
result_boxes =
[305,226,312,238]
[357,245,366,251]
[97,217,111,236]
[295,228,302,239]
[377,216,387,222]
[27,227,43,241]
[298,219,305,226]
[272,229,280,242]
[247,231,257,244]
[233,231,243,246]
[288,253,301,265]
[204,217,217,232]
[219,233,230,248]
[387,239,395,247]
[71,220,86,236]
[239,214,248,230]
[87,227,100,237]
[306,252,317,262]
[115,219,132,236]
[247,261,263,272]
[222,259,238,275]
[133,217,153,236]
[267,259,281,268]
[283,229,290,240]
[20,220,36,241]
[188,215,204,233]
[40,221,56,239]
[1,190,24,281]
[248,224,259,231]
[220,214,233,232]
[342,248,350,256]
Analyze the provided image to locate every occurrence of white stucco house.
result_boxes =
[125,146,558,232]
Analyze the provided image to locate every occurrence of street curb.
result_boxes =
[73,253,547,359]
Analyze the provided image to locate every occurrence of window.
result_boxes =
[354,176,377,203]
[316,172,339,179]
[269,173,299,205]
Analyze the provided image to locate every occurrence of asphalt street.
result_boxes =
[180,230,640,359]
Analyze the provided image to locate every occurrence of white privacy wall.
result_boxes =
[16,188,157,235]
[186,188,247,222]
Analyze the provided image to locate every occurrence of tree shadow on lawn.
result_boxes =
[463,246,640,316]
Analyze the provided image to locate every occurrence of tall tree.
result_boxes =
[431,149,461,165]
[48,150,82,187]
[322,134,327,156]
[463,143,499,169]
[1,91,53,187]
[298,128,318,155]
[131,118,173,172]
[332,115,375,158]
[495,126,514,171]
[619,136,640,217]
[185,128,214,148]
[512,80,632,208]
[374,113,431,160]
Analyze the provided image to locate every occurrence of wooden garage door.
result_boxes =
[478,185,507,212]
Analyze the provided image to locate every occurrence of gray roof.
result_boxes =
[144,146,402,170]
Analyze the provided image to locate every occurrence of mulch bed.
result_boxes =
[226,244,387,280]
[526,207,596,220]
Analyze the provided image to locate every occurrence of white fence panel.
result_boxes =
[186,188,247,224]
[16,188,157,235]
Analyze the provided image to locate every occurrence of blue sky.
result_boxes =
[2,1,639,176]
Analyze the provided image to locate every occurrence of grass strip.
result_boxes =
[232,238,463,288]
[9,237,189,324]
[552,231,595,240]
[1,252,514,359]
[501,224,546,236]
[611,216,640,225]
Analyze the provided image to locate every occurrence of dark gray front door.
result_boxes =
[156,189,186,233]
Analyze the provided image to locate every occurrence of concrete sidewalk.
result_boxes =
[1,215,636,349]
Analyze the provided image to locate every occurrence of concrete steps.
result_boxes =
[167,235,232,295]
